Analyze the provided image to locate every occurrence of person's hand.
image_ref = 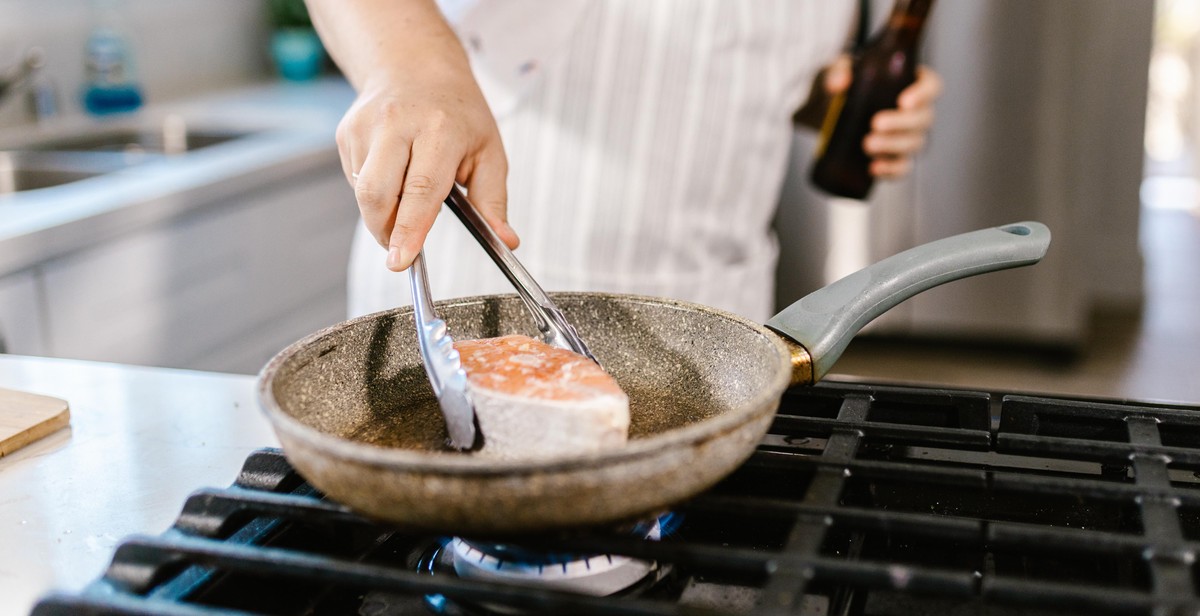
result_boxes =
[340,64,518,272]
[309,0,520,273]
[823,55,943,178]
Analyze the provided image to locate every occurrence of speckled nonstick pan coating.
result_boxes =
[258,223,1051,533]
[259,293,790,533]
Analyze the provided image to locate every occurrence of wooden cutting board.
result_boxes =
[0,387,71,458]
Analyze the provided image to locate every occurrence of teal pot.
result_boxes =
[270,27,324,81]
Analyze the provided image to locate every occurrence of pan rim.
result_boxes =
[257,291,793,475]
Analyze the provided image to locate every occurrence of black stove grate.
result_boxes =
[31,382,1200,615]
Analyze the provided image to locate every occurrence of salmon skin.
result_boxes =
[455,335,630,460]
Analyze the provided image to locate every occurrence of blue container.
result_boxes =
[271,28,324,82]
[82,25,143,115]
[83,85,143,115]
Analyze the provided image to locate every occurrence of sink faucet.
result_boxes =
[0,48,57,121]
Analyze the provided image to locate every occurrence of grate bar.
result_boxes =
[745,449,991,487]
[793,383,992,431]
[1128,415,1197,603]
[771,415,992,449]
[97,532,992,616]
[756,395,869,615]
[990,470,1200,508]
[996,434,1200,466]
[688,494,982,542]
[982,577,1176,615]
[987,521,1154,558]
[105,534,720,616]
[175,486,370,538]
[230,449,301,492]
[1002,396,1200,426]
[31,592,256,616]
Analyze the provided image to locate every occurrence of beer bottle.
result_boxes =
[810,0,935,200]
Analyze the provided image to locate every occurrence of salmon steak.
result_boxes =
[454,335,630,460]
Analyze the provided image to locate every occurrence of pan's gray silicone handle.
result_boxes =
[766,221,1051,382]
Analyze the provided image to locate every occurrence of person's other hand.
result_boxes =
[338,58,518,272]
[824,55,943,179]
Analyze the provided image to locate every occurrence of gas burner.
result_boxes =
[403,514,680,614]
[452,539,656,597]
[450,513,676,596]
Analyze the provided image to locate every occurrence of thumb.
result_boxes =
[824,54,853,95]
[461,146,519,250]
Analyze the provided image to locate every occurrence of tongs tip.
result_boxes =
[410,256,482,452]
[410,185,602,452]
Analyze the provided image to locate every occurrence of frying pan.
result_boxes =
[259,222,1050,533]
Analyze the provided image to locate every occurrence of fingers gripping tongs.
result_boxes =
[409,185,599,451]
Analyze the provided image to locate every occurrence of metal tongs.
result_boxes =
[409,185,599,451]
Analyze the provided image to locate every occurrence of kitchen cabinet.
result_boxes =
[40,167,359,374]
[0,269,47,355]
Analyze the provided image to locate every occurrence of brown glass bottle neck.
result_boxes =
[876,0,935,51]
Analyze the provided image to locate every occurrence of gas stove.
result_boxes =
[31,381,1200,615]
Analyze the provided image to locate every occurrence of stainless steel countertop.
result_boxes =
[0,78,355,277]
[0,354,277,614]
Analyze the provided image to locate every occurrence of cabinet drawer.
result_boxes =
[0,270,46,356]
[42,170,357,369]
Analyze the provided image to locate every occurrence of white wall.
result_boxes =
[0,0,271,125]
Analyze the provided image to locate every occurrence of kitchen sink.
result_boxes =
[0,151,128,195]
[0,117,261,194]
[0,167,101,194]
[25,126,252,155]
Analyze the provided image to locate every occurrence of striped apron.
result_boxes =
[349,0,856,322]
